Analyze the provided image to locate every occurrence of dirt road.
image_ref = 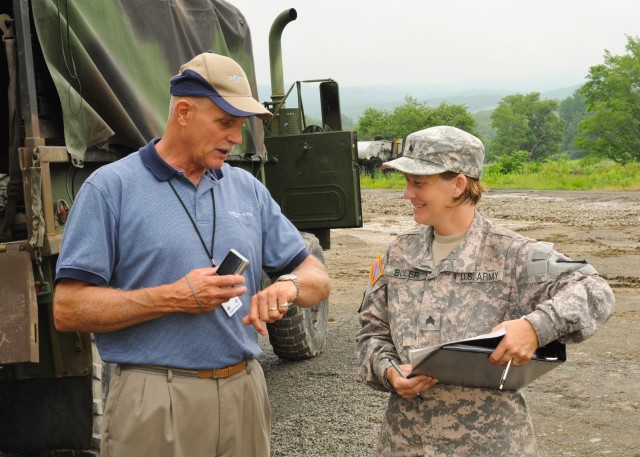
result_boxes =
[262,188,640,457]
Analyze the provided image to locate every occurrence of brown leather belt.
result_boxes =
[120,360,246,379]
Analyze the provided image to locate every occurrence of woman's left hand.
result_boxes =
[489,318,539,367]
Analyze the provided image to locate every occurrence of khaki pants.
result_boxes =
[101,359,270,457]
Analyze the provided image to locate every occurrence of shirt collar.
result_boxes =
[139,138,224,182]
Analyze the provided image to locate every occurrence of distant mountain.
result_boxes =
[540,84,582,101]
[256,83,582,123]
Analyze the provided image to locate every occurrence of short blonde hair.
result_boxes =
[440,171,486,206]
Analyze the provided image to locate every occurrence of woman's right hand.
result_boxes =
[387,364,438,400]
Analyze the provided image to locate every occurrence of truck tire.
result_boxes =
[266,232,328,360]
[90,339,113,453]
[0,340,111,456]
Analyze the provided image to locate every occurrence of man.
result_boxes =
[356,126,614,456]
[54,52,330,457]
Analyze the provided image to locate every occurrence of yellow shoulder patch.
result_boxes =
[369,255,384,285]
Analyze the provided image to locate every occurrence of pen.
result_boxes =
[499,316,527,390]
[389,358,423,400]
[499,359,512,390]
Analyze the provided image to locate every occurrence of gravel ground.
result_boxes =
[3,188,636,457]
[262,188,640,457]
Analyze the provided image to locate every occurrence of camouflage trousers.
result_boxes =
[375,385,537,456]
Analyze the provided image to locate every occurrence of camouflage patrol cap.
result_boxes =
[170,52,272,120]
[383,126,484,178]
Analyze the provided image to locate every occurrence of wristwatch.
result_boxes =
[276,273,300,299]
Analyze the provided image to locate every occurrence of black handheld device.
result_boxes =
[216,249,250,276]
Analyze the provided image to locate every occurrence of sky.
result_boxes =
[227,0,640,93]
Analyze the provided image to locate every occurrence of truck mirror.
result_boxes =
[320,81,342,131]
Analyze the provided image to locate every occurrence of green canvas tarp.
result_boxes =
[30,0,266,163]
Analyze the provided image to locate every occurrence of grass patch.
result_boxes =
[360,160,640,191]
[360,170,406,189]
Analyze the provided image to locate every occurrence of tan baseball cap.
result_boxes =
[170,52,272,120]
[383,126,485,179]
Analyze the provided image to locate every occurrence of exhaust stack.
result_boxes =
[269,8,297,109]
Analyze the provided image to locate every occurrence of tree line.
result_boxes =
[355,35,640,168]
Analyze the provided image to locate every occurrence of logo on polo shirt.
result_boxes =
[228,210,253,218]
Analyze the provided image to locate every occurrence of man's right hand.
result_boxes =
[181,267,247,314]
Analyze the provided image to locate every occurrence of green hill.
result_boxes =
[257,83,581,123]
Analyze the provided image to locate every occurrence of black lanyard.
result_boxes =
[168,178,217,266]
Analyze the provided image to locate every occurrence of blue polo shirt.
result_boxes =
[56,139,307,369]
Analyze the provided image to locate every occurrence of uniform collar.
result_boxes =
[139,138,224,182]
[402,210,486,273]
[438,210,486,272]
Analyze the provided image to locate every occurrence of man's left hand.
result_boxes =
[242,279,297,335]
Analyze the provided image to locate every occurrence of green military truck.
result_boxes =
[0,1,361,454]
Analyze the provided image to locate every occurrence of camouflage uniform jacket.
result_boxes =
[356,210,614,456]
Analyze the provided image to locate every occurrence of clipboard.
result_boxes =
[408,328,566,391]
